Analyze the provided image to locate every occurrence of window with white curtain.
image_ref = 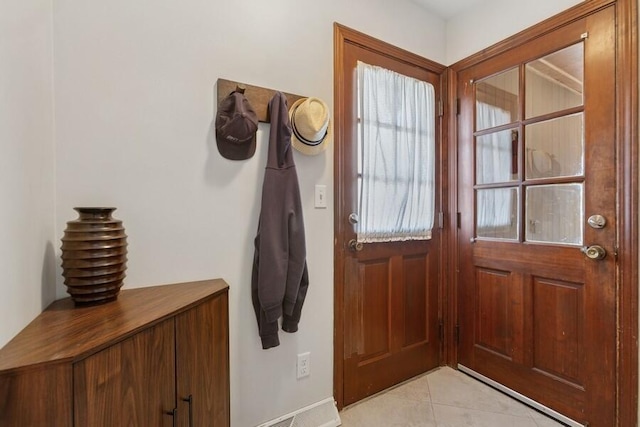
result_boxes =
[475,102,516,235]
[356,61,435,243]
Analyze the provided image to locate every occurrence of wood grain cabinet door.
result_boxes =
[74,319,176,426]
[175,293,230,427]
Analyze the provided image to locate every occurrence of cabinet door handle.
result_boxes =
[165,407,177,427]
[182,395,193,427]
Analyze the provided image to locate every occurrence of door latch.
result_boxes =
[348,239,363,252]
[581,245,606,260]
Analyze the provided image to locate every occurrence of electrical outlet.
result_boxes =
[297,352,310,379]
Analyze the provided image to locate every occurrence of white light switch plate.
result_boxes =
[314,185,327,209]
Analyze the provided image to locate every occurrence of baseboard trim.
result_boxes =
[256,397,341,427]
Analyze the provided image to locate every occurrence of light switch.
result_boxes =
[314,185,327,209]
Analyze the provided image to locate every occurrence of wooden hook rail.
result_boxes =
[216,78,305,123]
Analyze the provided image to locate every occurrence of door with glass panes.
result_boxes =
[457,6,616,426]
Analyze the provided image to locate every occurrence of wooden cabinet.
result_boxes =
[0,279,230,427]
[73,318,177,426]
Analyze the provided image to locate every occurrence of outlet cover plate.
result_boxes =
[297,352,310,379]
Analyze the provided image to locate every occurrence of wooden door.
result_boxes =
[74,319,176,426]
[335,25,444,407]
[175,292,230,426]
[457,7,616,426]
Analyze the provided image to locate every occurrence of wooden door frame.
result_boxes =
[333,23,447,409]
[446,0,638,425]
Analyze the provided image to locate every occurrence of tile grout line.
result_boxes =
[425,372,440,426]
[340,367,566,426]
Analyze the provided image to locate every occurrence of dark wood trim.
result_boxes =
[444,67,459,366]
[438,70,448,364]
[333,22,446,410]
[450,0,615,72]
[333,22,346,410]
[334,24,446,75]
[615,0,638,425]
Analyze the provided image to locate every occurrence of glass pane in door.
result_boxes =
[526,183,583,245]
[525,113,584,179]
[526,43,584,118]
[476,187,519,239]
[476,129,518,184]
[476,67,519,131]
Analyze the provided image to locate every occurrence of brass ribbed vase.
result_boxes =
[60,207,128,305]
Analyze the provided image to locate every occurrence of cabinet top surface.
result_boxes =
[0,279,229,372]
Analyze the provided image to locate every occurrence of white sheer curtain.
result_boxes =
[356,61,435,243]
[475,102,513,231]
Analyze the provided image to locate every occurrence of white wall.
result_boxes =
[446,0,585,64]
[51,1,445,426]
[0,1,56,347]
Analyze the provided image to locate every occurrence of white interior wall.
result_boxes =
[446,0,585,64]
[51,1,444,426]
[0,0,56,347]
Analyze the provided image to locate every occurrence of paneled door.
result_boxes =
[457,7,616,426]
[335,25,444,407]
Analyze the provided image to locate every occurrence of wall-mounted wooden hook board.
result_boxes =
[216,78,305,123]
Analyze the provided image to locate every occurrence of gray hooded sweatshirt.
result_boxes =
[251,92,309,349]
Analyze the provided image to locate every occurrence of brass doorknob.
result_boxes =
[348,239,364,252]
[581,245,606,260]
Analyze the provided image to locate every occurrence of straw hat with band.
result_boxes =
[288,97,332,156]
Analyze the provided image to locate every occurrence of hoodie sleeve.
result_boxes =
[282,186,307,316]
[282,261,309,333]
[256,180,289,323]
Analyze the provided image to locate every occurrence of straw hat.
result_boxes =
[288,97,332,155]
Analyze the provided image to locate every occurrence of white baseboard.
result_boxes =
[256,397,341,427]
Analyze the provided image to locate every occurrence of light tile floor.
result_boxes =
[339,367,567,427]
